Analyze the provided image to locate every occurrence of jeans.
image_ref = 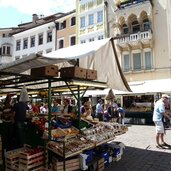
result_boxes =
[14,122,24,148]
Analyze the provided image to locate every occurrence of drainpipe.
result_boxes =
[104,1,109,38]
[54,22,58,50]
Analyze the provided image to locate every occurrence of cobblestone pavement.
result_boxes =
[105,124,171,171]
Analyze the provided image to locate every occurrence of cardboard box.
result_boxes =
[31,65,58,77]
[86,69,97,80]
[60,66,86,79]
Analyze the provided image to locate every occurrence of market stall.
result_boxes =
[0,37,131,170]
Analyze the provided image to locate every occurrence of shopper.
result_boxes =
[95,99,104,121]
[1,94,15,151]
[153,94,171,149]
[13,95,29,148]
[117,103,125,125]
[80,101,86,115]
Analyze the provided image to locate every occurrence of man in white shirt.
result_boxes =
[153,94,171,149]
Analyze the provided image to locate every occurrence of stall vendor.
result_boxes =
[61,98,73,114]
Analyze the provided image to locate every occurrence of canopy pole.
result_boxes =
[77,85,81,129]
[48,79,52,141]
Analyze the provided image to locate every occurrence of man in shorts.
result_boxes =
[153,94,171,149]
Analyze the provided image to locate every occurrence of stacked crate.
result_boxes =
[5,146,46,171]
[19,147,44,171]
[5,148,24,171]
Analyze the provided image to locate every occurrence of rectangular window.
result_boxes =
[59,39,64,49]
[70,36,76,46]
[89,14,94,26]
[97,11,103,23]
[23,38,28,49]
[30,36,35,47]
[7,46,10,55]
[47,31,52,42]
[16,40,21,51]
[145,51,152,70]
[133,53,141,70]
[38,34,43,45]
[71,17,76,26]
[59,21,66,30]
[123,54,130,71]
[80,17,85,28]
[2,46,5,54]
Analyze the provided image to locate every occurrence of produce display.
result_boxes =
[48,136,95,158]
[47,122,128,158]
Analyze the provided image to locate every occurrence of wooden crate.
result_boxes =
[52,157,80,171]
[5,147,25,171]
[19,149,44,171]
[60,66,86,79]
[97,158,104,171]
[86,69,97,80]
[31,65,58,77]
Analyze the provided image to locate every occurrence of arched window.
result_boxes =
[132,21,140,33]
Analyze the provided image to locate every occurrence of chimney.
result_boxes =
[32,14,39,23]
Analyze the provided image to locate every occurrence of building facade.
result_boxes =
[76,0,110,44]
[55,10,76,49]
[112,0,171,84]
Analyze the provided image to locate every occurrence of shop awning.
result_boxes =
[0,38,131,92]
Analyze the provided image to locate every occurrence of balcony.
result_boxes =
[116,30,152,50]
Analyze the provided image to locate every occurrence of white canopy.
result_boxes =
[0,38,131,92]
[84,78,171,97]
[129,79,171,94]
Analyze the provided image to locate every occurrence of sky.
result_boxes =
[0,0,76,28]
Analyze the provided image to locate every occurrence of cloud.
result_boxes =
[0,0,76,15]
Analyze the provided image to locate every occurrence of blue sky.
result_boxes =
[0,0,76,28]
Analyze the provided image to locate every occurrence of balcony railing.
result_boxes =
[117,30,152,44]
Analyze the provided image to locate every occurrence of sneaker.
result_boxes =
[156,144,166,149]
[161,142,171,147]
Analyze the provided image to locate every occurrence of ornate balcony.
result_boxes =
[116,30,152,50]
